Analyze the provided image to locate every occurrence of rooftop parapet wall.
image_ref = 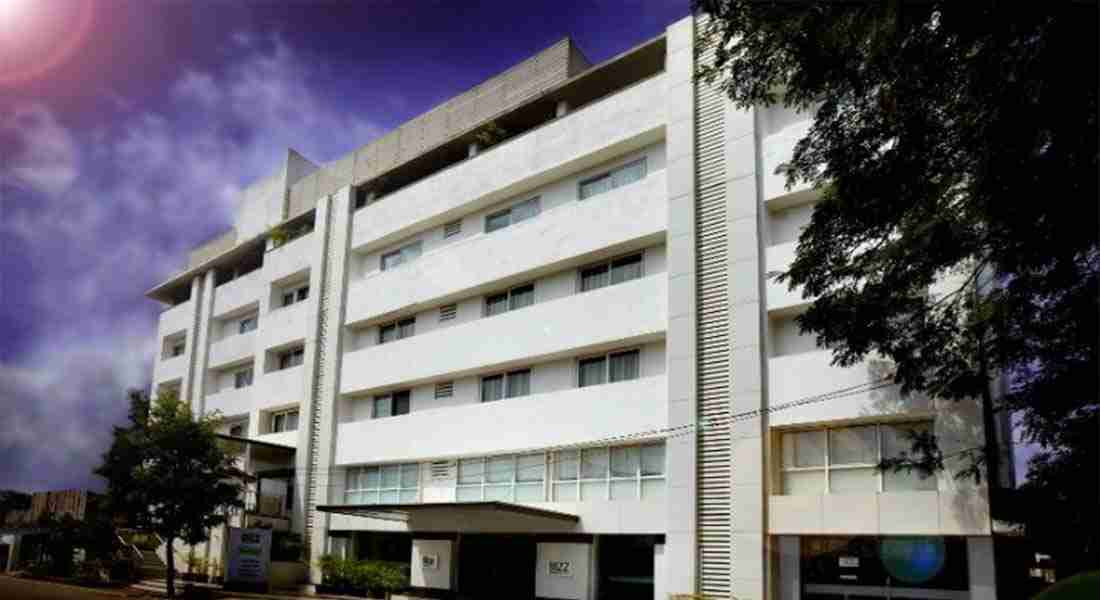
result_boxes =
[188,229,238,269]
[286,38,592,221]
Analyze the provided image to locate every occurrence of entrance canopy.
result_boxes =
[317,501,579,524]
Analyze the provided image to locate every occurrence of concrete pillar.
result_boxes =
[968,537,998,600]
[555,99,570,118]
[190,270,217,414]
[178,275,204,405]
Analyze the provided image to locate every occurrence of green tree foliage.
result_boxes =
[695,0,1098,574]
[95,390,243,597]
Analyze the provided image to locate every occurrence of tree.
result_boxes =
[95,390,243,597]
[695,0,1098,574]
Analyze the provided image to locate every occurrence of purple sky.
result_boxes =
[0,0,688,493]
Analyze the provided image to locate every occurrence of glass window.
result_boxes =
[580,264,609,292]
[397,318,415,339]
[381,249,402,270]
[830,425,878,465]
[487,456,514,484]
[345,462,418,505]
[379,323,397,344]
[296,286,309,302]
[379,318,414,344]
[381,241,421,271]
[608,350,640,382]
[271,410,297,433]
[393,391,410,416]
[239,317,256,334]
[509,284,534,310]
[610,254,643,285]
[882,423,938,491]
[234,368,253,389]
[581,448,609,480]
[485,210,510,233]
[554,450,578,481]
[579,158,647,200]
[578,356,606,387]
[517,454,544,482]
[511,198,539,223]
[579,173,613,200]
[553,443,666,503]
[272,413,284,432]
[783,430,827,468]
[285,411,299,432]
[372,396,392,419]
[641,444,665,476]
[506,370,530,398]
[480,375,504,402]
[459,459,484,485]
[485,293,509,317]
[282,292,295,307]
[611,446,640,477]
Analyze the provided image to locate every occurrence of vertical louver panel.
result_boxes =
[694,16,733,597]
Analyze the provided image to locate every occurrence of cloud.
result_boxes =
[0,104,78,196]
[0,33,383,492]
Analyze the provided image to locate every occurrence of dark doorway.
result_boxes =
[458,535,536,600]
[598,535,658,600]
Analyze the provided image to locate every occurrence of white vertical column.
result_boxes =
[663,15,698,597]
[177,275,204,404]
[968,537,998,600]
[191,269,217,415]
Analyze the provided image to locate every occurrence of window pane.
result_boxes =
[365,466,380,489]
[580,448,609,480]
[379,324,397,344]
[506,370,530,398]
[509,284,534,310]
[345,491,364,505]
[580,264,609,292]
[610,254,643,285]
[552,482,577,501]
[282,293,294,307]
[487,456,514,484]
[485,293,508,317]
[517,454,544,482]
[783,431,826,468]
[402,242,422,262]
[297,287,309,301]
[830,426,878,465]
[401,463,419,488]
[641,479,665,501]
[609,350,640,382]
[362,490,379,504]
[399,490,417,503]
[515,483,544,502]
[579,174,612,200]
[783,470,826,495]
[381,251,401,271]
[554,450,578,481]
[285,411,298,432]
[484,485,512,502]
[580,481,607,501]
[481,375,504,402]
[611,480,637,500]
[884,468,938,492]
[485,211,510,233]
[511,198,539,222]
[458,459,484,485]
[611,446,640,477]
[883,422,932,460]
[393,392,410,416]
[273,414,284,432]
[612,158,646,188]
[456,486,482,502]
[379,490,399,504]
[641,444,665,476]
[829,468,877,494]
[381,465,401,488]
[398,319,415,339]
[578,357,606,387]
[373,396,392,418]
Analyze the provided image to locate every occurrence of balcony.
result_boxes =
[768,350,933,427]
[345,169,667,326]
[764,241,808,314]
[205,365,306,418]
[155,354,187,385]
[213,270,264,316]
[340,274,667,395]
[158,300,194,337]
[259,301,310,351]
[760,109,817,208]
[208,331,256,370]
[335,375,667,466]
[264,231,316,284]
[350,73,667,252]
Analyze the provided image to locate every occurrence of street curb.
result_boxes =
[0,574,154,597]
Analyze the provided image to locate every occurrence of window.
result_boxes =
[278,347,305,370]
[169,341,186,357]
[439,304,457,322]
[345,463,419,504]
[552,442,665,502]
[481,369,531,402]
[435,382,454,399]
[234,367,253,389]
[354,187,378,209]
[379,318,415,344]
[579,253,643,292]
[228,424,243,437]
[381,241,422,271]
[578,158,647,200]
[484,283,534,317]
[281,285,309,308]
[484,197,540,233]
[372,391,410,419]
[239,317,257,334]
[443,220,462,238]
[457,453,545,502]
[780,422,937,495]
[578,349,640,387]
[270,409,299,433]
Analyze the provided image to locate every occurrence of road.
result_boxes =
[0,576,154,599]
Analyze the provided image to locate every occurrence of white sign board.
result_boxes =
[548,560,573,577]
[226,528,272,588]
[839,556,860,568]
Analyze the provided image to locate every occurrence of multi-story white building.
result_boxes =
[146,15,1004,600]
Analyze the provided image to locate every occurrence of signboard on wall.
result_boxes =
[548,560,573,577]
[226,527,272,591]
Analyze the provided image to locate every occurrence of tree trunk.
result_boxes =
[165,535,175,598]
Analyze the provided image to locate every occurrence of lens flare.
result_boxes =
[0,0,95,85]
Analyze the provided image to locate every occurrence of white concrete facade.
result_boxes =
[147,15,999,599]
